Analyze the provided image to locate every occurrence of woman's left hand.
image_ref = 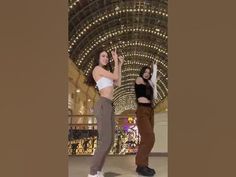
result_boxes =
[118,55,124,65]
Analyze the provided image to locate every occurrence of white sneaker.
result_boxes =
[88,174,98,177]
[97,171,104,177]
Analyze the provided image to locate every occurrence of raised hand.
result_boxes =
[111,48,118,63]
[118,55,124,65]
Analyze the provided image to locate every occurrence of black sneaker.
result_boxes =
[136,166,155,176]
[146,166,156,174]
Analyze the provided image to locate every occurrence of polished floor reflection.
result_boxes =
[69,155,167,177]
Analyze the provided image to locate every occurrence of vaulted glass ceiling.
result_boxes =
[68,0,168,114]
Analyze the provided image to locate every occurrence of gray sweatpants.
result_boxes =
[90,97,115,175]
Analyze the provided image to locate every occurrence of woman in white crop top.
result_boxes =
[85,49,124,177]
[86,48,124,100]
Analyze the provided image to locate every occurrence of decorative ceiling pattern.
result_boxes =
[68,0,168,114]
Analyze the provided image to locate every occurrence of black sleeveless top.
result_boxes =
[135,81,153,101]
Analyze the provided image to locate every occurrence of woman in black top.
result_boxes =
[134,62,158,176]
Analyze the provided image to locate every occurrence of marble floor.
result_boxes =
[69,155,168,177]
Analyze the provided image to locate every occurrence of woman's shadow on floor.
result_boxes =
[104,172,121,177]
[104,172,147,177]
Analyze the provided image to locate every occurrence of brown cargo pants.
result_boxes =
[135,103,155,167]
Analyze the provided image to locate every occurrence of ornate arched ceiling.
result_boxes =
[68,0,168,114]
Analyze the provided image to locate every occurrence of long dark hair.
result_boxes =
[85,49,113,86]
[135,66,154,102]
[139,66,152,81]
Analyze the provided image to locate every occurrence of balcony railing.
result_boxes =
[68,114,140,156]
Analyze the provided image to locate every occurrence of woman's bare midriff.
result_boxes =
[137,97,151,103]
[99,86,114,100]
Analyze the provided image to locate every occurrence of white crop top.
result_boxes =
[96,77,113,90]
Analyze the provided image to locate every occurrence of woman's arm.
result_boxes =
[114,64,122,87]
[151,62,157,84]
[151,62,158,99]
[114,56,124,87]
[95,65,119,80]
[111,49,119,80]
